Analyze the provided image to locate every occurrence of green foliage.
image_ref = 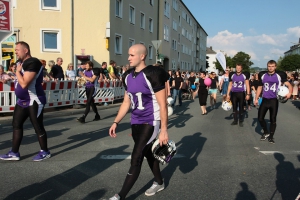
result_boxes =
[213,55,234,72]
[277,56,284,70]
[280,54,300,71]
[231,51,253,72]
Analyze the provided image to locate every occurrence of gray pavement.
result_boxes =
[0,96,300,200]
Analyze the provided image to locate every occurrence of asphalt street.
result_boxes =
[0,96,300,200]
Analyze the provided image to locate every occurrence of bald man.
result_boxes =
[108,44,169,200]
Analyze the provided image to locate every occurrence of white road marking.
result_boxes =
[100,154,185,159]
[259,151,282,155]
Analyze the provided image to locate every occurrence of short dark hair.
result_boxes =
[15,41,31,55]
[236,63,243,67]
[267,60,277,66]
[102,62,107,66]
[86,61,94,68]
[109,60,115,65]
[200,71,206,76]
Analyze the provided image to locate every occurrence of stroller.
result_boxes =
[181,81,193,100]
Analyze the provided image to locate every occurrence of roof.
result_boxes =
[206,47,216,54]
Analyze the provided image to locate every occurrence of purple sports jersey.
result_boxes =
[258,71,287,99]
[15,57,46,108]
[84,70,97,88]
[229,72,250,93]
[122,66,168,126]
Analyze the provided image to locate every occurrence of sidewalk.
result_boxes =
[0,102,122,124]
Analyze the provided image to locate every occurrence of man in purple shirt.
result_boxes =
[108,44,169,200]
[226,64,250,127]
[0,41,50,161]
[254,60,292,144]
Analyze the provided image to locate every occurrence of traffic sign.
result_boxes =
[151,40,162,50]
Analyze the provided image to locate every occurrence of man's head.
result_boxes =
[200,71,206,78]
[57,57,63,66]
[235,64,243,73]
[102,62,107,68]
[15,41,31,62]
[85,61,94,70]
[128,44,147,68]
[267,60,277,73]
[110,60,116,67]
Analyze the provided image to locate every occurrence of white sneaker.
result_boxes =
[109,194,120,200]
[145,181,165,196]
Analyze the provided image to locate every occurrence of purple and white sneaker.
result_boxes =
[0,150,20,161]
[32,150,51,161]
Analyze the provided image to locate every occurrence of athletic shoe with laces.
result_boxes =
[32,150,51,161]
[77,115,85,123]
[109,194,120,200]
[268,137,275,144]
[0,150,20,161]
[260,133,270,141]
[145,181,165,196]
[231,121,238,125]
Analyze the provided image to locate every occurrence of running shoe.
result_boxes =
[93,114,101,121]
[109,194,120,200]
[260,133,270,141]
[77,115,85,123]
[145,181,165,196]
[32,150,51,161]
[231,121,238,125]
[0,150,20,161]
[268,137,275,144]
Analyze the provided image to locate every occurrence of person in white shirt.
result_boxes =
[65,63,76,80]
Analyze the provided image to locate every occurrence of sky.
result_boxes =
[183,0,300,68]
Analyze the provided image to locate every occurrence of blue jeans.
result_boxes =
[172,89,182,106]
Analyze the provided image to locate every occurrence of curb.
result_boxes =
[0,102,122,124]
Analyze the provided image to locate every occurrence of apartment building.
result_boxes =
[284,38,300,57]
[158,0,207,72]
[10,0,205,72]
[11,0,158,70]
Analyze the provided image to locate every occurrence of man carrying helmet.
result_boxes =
[254,60,292,144]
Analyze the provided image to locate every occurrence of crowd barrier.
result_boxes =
[0,80,125,113]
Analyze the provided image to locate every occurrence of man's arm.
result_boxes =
[16,63,36,89]
[109,92,131,138]
[155,88,169,146]
[254,86,262,106]
[245,79,250,100]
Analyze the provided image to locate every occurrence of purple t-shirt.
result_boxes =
[15,57,46,108]
[229,72,250,93]
[84,68,100,88]
[258,70,287,99]
[122,65,168,126]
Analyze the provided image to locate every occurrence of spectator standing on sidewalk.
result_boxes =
[50,57,64,80]
[0,41,50,161]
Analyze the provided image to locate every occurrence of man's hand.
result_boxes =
[109,123,118,138]
[286,93,292,100]
[16,62,22,72]
[245,94,250,100]
[254,99,258,106]
[226,95,230,102]
[159,129,169,146]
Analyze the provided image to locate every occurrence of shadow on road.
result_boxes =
[272,153,300,200]
[167,100,194,129]
[235,182,257,200]
[251,118,270,136]
[291,100,300,110]
[3,145,130,200]
[126,132,207,200]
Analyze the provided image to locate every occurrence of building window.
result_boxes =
[164,25,169,41]
[140,41,145,45]
[129,38,135,48]
[172,0,178,11]
[116,0,123,18]
[172,20,177,31]
[115,34,122,54]
[150,0,154,6]
[172,39,177,50]
[149,45,153,60]
[164,1,170,18]
[129,5,135,24]
[149,18,153,32]
[41,29,61,52]
[140,12,145,29]
[41,0,61,10]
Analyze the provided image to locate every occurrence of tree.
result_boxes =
[213,54,234,72]
[280,54,300,71]
[231,51,253,72]
[277,56,284,70]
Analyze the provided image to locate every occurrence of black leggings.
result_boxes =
[198,90,208,106]
[258,98,278,136]
[231,92,245,122]
[12,101,48,153]
[84,87,99,118]
[118,124,162,200]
